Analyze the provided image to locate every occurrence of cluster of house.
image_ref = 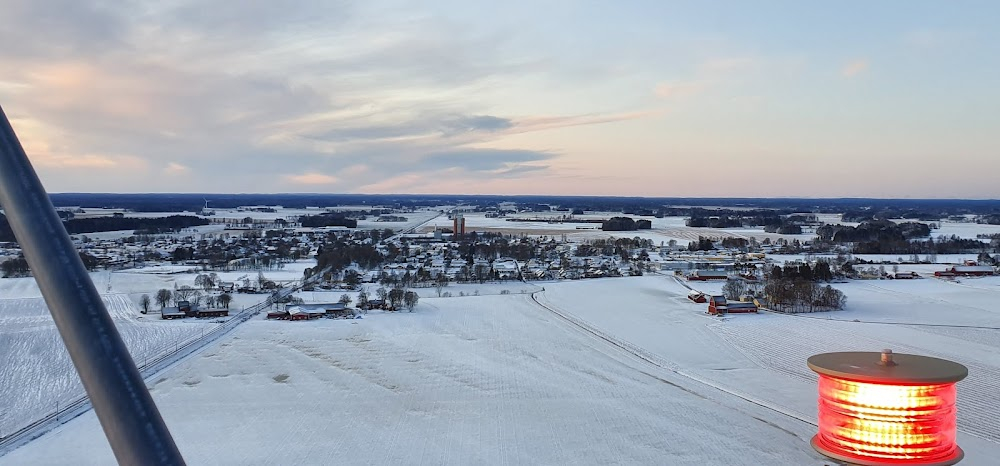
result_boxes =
[359,233,655,285]
[56,222,363,272]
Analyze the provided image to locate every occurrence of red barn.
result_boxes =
[935,266,995,277]
[708,296,757,315]
[267,310,289,320]
[687,291,707,303]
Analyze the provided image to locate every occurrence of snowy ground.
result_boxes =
[423,213,818,244]
[4,296,832,465]
[356,209,441,232]
[5,275,1000,465]
[542,276,1000,464]
[0,262,315,436]
[0,294,218,436]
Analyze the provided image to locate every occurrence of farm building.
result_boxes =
[160,301,229,320]
[160,307,187,320]
[707,296,758,315]
[281,303,356,321]
[687,291,707,303]
[934,265,995,277]
[266,310,289,320]
[197,308,230,318]
[686,270,728,281]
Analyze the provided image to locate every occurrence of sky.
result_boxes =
[0,1,997,198]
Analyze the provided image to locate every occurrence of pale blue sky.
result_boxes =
[0,1,996,197]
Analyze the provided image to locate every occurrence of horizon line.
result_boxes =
[45,193,1000,202]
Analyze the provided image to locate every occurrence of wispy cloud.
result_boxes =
[841,59,869,78]
[164,162,189,175]
[512,111,657,133]
[285,172,339,185]
[654,81,708,99]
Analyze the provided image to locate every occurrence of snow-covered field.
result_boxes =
[0,262,316,436]
[422,213,817,244]
[1,294,828,465]
[543,276,1000,463]
[5,274,1000,464]
[0,294,217,435]
[356,209,441,232]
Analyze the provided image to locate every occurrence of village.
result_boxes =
[3,200,1000,465]
[3,203,998,324]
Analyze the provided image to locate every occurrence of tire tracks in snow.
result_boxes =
[528,291,817,429]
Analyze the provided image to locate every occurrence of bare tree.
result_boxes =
[434,274,448,297]
[388,288,405,311]
[155,289,172,308]
[218,293,232,309]
[140,294,151,314]
[339,294,352,305]
[403,291,419,312]
[357,290,369,311]
[175,286,196,302]
[722,279,747,301]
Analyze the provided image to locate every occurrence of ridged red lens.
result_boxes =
[815,375,959,463]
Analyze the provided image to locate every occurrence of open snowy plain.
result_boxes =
[0,261,313,437]
[4,275,999,464]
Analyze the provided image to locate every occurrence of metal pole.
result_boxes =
[0,105,185,465]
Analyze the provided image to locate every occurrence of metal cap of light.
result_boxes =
[808,350,968,466]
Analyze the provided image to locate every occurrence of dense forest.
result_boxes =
[2,252,101,277]
[0,214,209,241]
[816,220,931,243]
[297,214,358,228]
[602,217,651,231]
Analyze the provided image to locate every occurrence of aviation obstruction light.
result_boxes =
[808,350,967,466]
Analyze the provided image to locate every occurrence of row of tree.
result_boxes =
[355,287,419,311]
[1,252,101,277]
[142,289,233,312]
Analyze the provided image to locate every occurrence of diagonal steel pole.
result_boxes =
[0,105,185,465]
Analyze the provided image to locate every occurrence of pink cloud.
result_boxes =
[841,59,869,78]
[285,172,339,185]
[653,81,707,99]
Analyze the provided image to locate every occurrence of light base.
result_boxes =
[811,435,964,466]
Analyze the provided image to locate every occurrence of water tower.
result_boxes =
[453,213,466,237]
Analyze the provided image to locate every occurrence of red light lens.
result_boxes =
[815,375,959,463]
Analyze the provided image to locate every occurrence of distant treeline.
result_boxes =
[602,217,651,231]
[816,220,994,254]
[2,252,100,277]
[46,194,1000,216]
[979,214,1000,225]
[859,236,995,255]
[817,220,931,243]
[298,214,358,228]
[0,214,209,241]
[67,216,210,235]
